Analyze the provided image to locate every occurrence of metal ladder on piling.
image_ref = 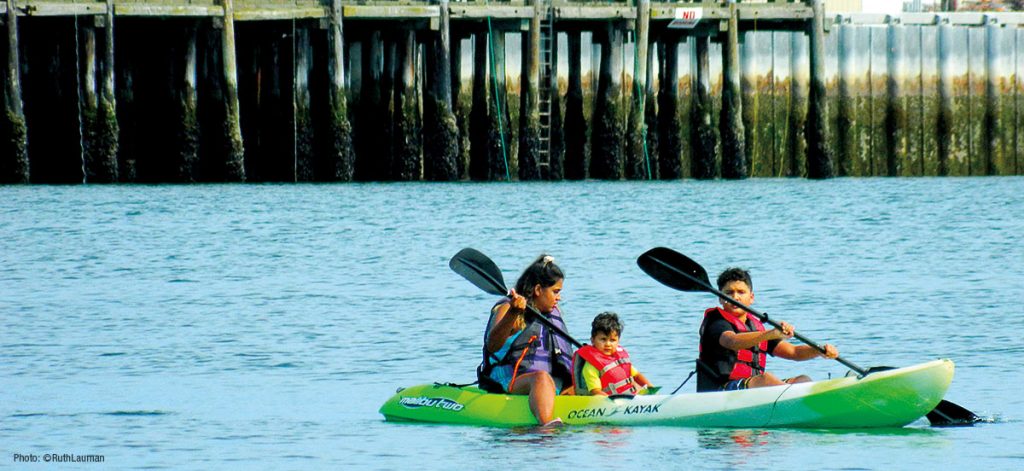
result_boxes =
[537,3,555,175]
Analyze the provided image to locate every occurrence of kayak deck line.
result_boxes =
[380,359,955,429]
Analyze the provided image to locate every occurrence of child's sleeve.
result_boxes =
[581,361,602,393]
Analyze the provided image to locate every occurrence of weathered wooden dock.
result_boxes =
[0,1,1020,182]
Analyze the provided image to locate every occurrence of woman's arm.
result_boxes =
[485,291,527,353]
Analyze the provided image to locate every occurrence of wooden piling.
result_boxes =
[1,0,28,183]
[564,29,586,180]
[885,19,906,176]
[488,29,511,180]
[788,32,808,177]
[936,21,954,174]
[626,0,651,179]
[741,28,758,177]
[966,27,985,176]
[94,0,119,182]
[180,23,199,181]
[423,0,459,181]
[450,33,469,179]
[643,30,658,180]
[806,0,833,179]
[81,23,99,183]
[720,2,746,179]
[658,36,682,179]
[324,0,355,181]
[385,36,399,177]
[752,32,778,177]
[691,35,716,179]
[591,24,625,180]
[221,0,246,181]
[984,17,1000,175]
[836,19,855,177]
[919,25,940,176]
[392,29,421,180]
[294,24,313,181]
[517,0,542,180]
[469,32,490,180]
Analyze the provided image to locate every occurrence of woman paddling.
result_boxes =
[477,255,575,426]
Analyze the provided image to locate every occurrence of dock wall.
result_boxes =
[0,3,1021,182]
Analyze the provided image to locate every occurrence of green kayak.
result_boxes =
[380,359,954,428]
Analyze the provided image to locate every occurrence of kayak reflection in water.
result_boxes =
[696,267,839,393]
[476,255,575,426]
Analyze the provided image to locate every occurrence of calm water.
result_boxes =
[2,179,1023,469]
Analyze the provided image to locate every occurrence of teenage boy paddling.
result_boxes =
[697,268,839,393]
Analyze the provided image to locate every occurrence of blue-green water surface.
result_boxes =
[2,179,1022,469]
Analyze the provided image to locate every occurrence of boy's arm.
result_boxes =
[773,341,839,361]
[719,326,788,352]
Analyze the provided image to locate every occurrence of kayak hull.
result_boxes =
[379,359,954,428]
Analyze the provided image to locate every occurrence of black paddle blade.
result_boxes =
[449,248,509,296]
[637,247,713,293]
[926,400,983,427]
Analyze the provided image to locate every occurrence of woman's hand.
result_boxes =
[508,289,527,312]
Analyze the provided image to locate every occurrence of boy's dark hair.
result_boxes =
[717,267,753,290]
[514,254,564,302]
[591,311,623,338]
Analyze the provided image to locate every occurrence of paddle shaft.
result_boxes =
[521,303,583,349]
[649,256,867,375]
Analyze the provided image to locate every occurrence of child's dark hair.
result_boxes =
[717,267,753,290]
[591,312,623,338]
[514,254,564,303]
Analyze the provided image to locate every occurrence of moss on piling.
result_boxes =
[590,89,624,180]
[0,110,29,183]
[423,98,459,181]
[93,100,119,182]
[392,86,421,181]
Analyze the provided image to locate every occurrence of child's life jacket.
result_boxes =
[572,344,641,395]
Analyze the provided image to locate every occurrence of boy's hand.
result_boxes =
[820,343,839,359]
[773,321,795,340]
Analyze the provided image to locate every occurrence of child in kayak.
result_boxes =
[478,254,575,426]
[697,267,839,393]
[573,312,653,396]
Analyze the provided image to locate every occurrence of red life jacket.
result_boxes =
[572,345,640,395]
[704,307,767,380]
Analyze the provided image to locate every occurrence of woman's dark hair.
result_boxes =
[717,267,752,290]
[514,254,564,303]
[591,312,623,337]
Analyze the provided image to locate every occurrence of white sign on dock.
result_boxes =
[668,8,702,29]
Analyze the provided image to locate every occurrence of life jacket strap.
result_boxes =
[508,335,538,392]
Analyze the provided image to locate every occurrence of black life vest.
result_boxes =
[697,307,768,391]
